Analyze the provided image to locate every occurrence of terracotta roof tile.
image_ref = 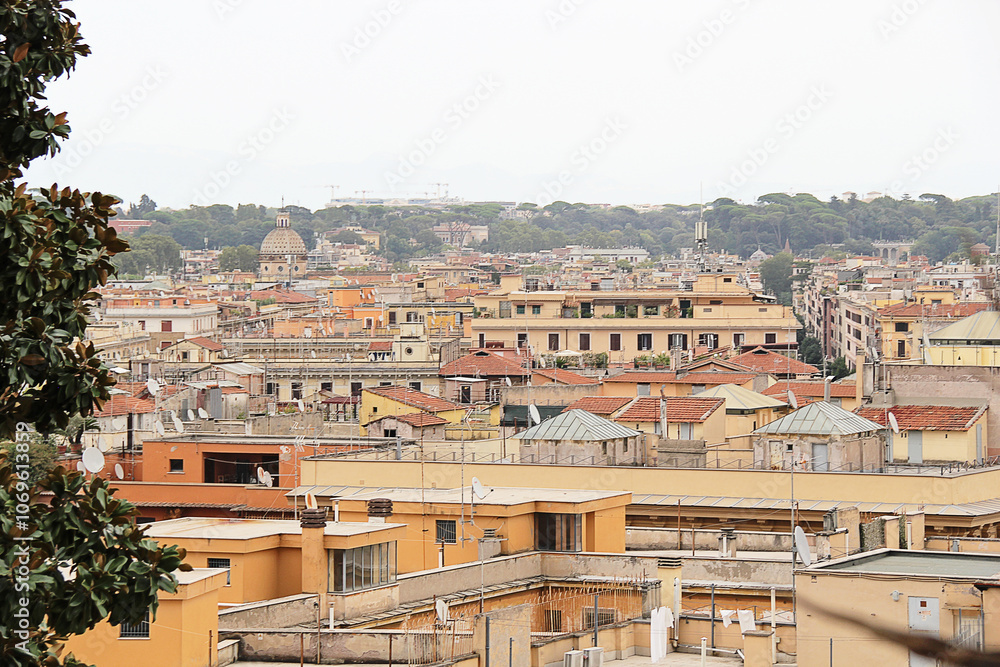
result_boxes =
[606,371,758,385]
[368,341,394,351]
[394,413,450,427]
[95,395,155,417]
[365,385,462,413]
[562,396,633,415]
[183,336,224,351]
[855,405,985,431]
[728,347,819,375]
[532,368,598,385]
[878,302,990,319]
[763,381,855,399]
[439,351,530,378]
[615,397,724,423]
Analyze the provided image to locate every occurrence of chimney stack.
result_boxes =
[367,498,393,523]
[300,508,328,610]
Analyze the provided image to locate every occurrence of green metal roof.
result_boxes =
[696,383,786,412]
[929,309,1000,344]
[753,401,882,436]
[514,409,641,442]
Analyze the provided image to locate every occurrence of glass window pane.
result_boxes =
[332,550,344,592]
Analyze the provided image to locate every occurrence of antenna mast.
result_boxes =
[695,183,708,273]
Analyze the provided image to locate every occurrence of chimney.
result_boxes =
[367,498,393,523]
[823,376,832,403]
[300,508,328,609]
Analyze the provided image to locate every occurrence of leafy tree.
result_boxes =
[0,452,190,666]
[829,356,851,380]
[758,253,794,303]
[331,230,364,245]
[218,244,259,272]
[124,194,156,219]
[799,336,823,367]
[110,234,181,275]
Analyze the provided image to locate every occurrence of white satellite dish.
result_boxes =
[256,466,265,483]
[505,376,512,387]
[111,417,126,431]
[297,399,305,412]
[793,526,812,566]
[82,447,105,474]
[528,403,541,426]
[311,350,316,358]
[146,378,160,396]
[787,390,798,410]
[198,407,209,419]
[76,460,86,472]
[435,599,449,624]
[537,356,546,368]
[887,412,900,434]
[114,463,125,480]
[187,409,195,421]
[154,420,165,436]
[305,492,318,510]
[262,471,273,487]
[172,417,184,433]
[471,477,492,500]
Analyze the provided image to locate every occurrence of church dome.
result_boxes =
[259,227,307,256]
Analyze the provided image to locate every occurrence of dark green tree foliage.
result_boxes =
[0,453,190,666]
[218,244,259,272]
[0,1,128,438]
[110,234,180,276]
[758,252,794,304]
[124,194,155,219]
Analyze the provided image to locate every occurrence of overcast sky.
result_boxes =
[24,1,1000,211]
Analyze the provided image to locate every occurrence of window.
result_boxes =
[408,381,422,392]
[436,520,457,544]
[698,333,719,350]
[580,302,592,318]
[516,305,526,315]
[330,542,396,593]
[669,333,688,351]
[615,305,626,317]
[207,557,231,586]
[610,333,621,351]
[161,320,172,332]
[544,610,563,633]
[765,333,776,345]
[138,320,145,331]
[517,333,528,348]
[351,382,363,396]
[291,382,303,400]
[384,428,397,438]
[733,333,745,348]
[548,333,560,351]
[180,351,189,361]
[531,305,541,315]
[535,513,582,552]
[897,339,906,357]
[579,333,591,351]
[583,608,616,630]
[321,382,333,392]
[119,612,150,639]
[643,305,659,316]
[478,333,486,347]
[265,381,277,395]
[388,311,397,325]
[895,322,909,332]
[637,333,652,351]
[169,459,184,473]
[460,385,472,403]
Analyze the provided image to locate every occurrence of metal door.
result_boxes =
[812,443,829,471]
[907,597,939,667]
[908,431,923,464]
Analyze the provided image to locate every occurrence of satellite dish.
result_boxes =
[154,420,165,436]
[198,407,209,419]
[172,416,184,433]
[82,447,105,474]
[297,399,305,412]
[471,477,491,500]
[537,356,546,368]
[435,599,449,624]
[262,471,273,487]
[311,350,316,358]
[76,460,86,472]
[256,466,265,483]
[793,526,812,566]
[787,390,798,410]
[111,417,126,431]
[114,463,125,480]
[187,409,195,421]
[888,411,900,434]
[528,403,541,426]
[305,492,318,510]
[146,378,160,396]
[505,376,512,387]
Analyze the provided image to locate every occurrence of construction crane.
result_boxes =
[355,190,371,204]
[431,182,449,199]
[326,185,339,202]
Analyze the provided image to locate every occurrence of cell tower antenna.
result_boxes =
[695,182,708,272]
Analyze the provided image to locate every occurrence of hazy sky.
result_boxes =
[24,1,1000,211]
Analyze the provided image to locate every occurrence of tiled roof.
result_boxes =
[606,371,758,385]
[95,395,155,417]
[763,381,856,399]
[878,302,990,319]
[183,336,224,351]
[364,385,462,413]
[615,397,724,423]
[562,396,633,415]
[248,289,318,304]
[439,351,530,378]
[368,341,394,351]
[394,413,450,427]
[696,383,787,411]
[855,405,986,432]
[532,368,597,385]
[728,348,818,375]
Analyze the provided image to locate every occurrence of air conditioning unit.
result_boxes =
[583,647,604,666]
[563,650,584,667]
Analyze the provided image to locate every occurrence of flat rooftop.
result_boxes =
[145,517,405,541]
[287,485,630,506]
[814,549,1000,579]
